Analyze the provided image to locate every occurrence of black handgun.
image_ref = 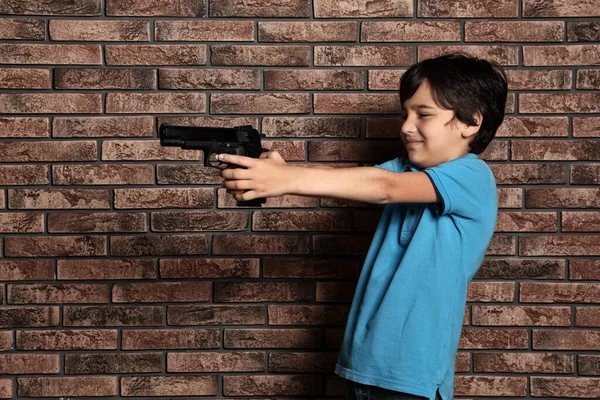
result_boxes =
[159,123,267,207]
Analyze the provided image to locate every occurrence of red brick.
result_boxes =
[576,307,600,327]
[122,328,220,349]
[526,188,600,208]
[159,69,259,90]
[314,94,400,114]
[213,234,310,255]
[467,282,515,302]
[63,305,162,327]
[465,21,563,42]
[168,305,265,325]
[0,260,55,281]
[211,0,309,17]
[418,0,518,17]
[269,352,337,372]
[214,281,310,302]
[0,93,101,113]
[506,70,571,90]
[264,70,363,90]
[497,188,522,208]
[263,258,360,279]
[521,282,600,303]
[53,116,154,138]
[491,164,566,184]
[476,258,565,280]
[212,45,309,66]
[8,188,108,209]
[368,71,406,91]
[0,18,44,39]
[110,234,208,256]
[4,236,106,257]
[523,45,600,66]
[0,213,43,233]
[261,140,306,160]
[0,306,59,328]
[115,188,213,209]
[568,21,600,42]
[8,283,109,304]
[314,234,372,256]
[0,117,48,138]
[268,305,349,325]
[58,259,155,280]
[579,355,600,375]
[570,260,600,280]
[211,93,309,114]
[65,352,162,374]
[486,235,516,256]
[102,140,201,161]
[455,376,526,397]
[513,140,600,160]
[48,212,146,233]
[314,0,412,17]
[55,68,155,89]
[534,330,600,350]
[315,45,412,66]
[316,282,355,302]
[106,0,204,17]
[362,21,460,42]
[156,20,253,41]
[521,235,600,256]
[49,20,149,41]
[18,377,117,397]
[0,379,11,398]
[223,375,321,396]
[524,0,600,17]
[218,188,316,209]
[105,44,205,65]
[0,68,50,89]
[252,210,352,231]
[0,0,100,15]
[562,211,600,232]
[495,211,557,232]
[263,117,361,138]
[472,305,571,326]
[496,117,568,137]
[259,22,356,42]
[0,44,101,64]
[577,69,600,89]
[106,92,206,113]
[418,45,519,65]
[531,377,600,398]
[520,93,600,113]
[152,211,247,232]
[17,329,117,350]
[480,140,508,161]
[473,352,573,373]
[113,282,211,303]
[459,328,529,349]
[53,164,153,186]
[168,352,265,372]
[573,117,600,137]
[121,376,217,396]
[0,354,59,374]
[225,328,322,348]
[160,258,259,279]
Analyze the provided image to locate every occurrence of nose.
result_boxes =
[400,115,416,135]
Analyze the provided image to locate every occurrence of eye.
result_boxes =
[418,114,430,118]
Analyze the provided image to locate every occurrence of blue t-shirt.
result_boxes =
[334,153,498,400]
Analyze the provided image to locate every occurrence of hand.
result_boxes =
[219,151,291,202]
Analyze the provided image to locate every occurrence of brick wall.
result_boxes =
[0,0,599,398]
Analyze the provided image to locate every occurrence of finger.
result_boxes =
[234,190,258,202]
[217,154,254,168]
[222,179,254,191]
[227,189,245,195]
[220,168,251,180]
[259,151,270,159]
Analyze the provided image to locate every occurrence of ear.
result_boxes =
[461,111,483,139]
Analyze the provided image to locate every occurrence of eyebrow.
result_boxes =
[404,104,435,110]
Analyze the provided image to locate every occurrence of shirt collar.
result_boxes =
[403,153,477,172]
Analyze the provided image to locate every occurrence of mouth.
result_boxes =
[405,140,423,149]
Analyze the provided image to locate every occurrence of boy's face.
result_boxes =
[400,80,477,168]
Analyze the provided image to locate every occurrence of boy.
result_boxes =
[218,53,508,400]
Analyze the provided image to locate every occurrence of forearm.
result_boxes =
[286,165,389,204]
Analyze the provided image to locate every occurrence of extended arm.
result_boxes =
[218,152,439,205]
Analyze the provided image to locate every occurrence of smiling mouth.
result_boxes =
[405,141,423,148]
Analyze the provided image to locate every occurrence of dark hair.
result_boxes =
[399,53,508,154]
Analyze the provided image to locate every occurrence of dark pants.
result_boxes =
[347,380,441,400]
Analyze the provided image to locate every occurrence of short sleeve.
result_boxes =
[424,156,495,219]
[374,157,405,173]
